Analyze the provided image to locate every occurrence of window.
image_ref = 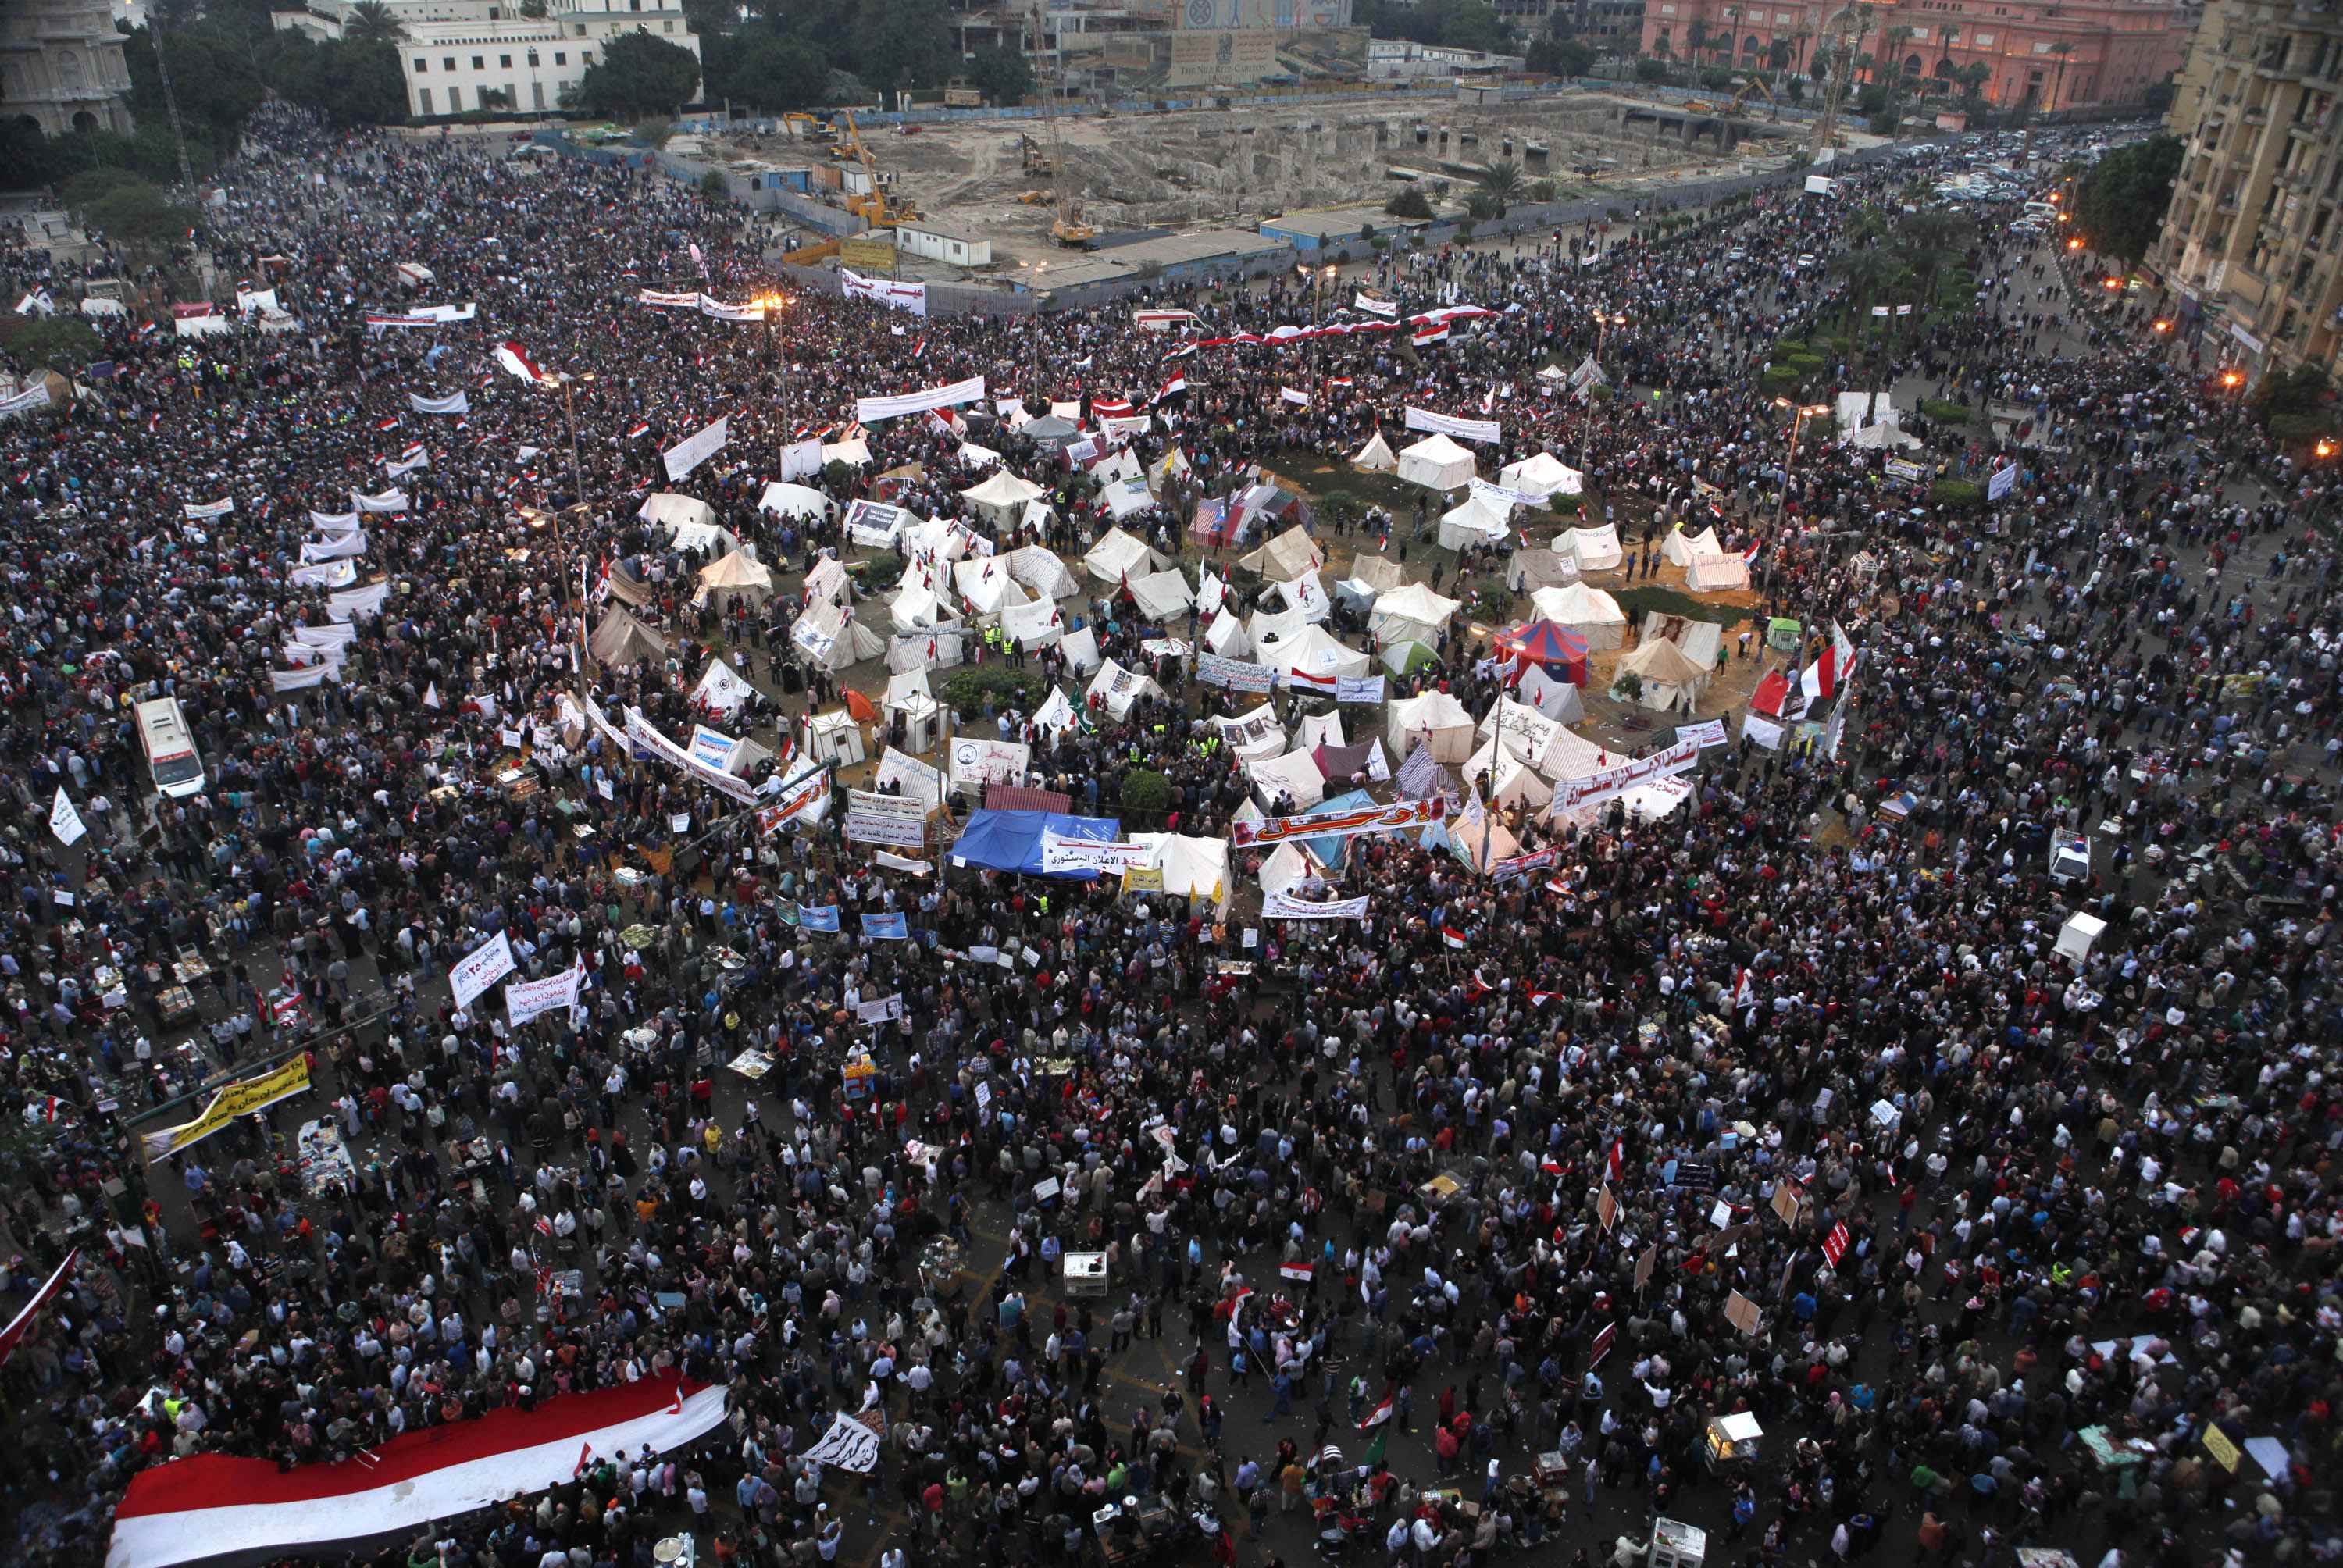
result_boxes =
[414,56,427,71]
[472,54,485,69]
[526,48,539,66]
[444,55,456,70]
[419,86,434,112]
[555,50,566,63]
[499,53,512,68]
[581,50,592,63]
[532,80,544,108]
[1974,31,1992,45]
[663,18,672,28]
[448,84,462,109]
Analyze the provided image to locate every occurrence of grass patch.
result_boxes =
[1615,585,1757,626]
[1918,397,1973,423]
[939,665,1047,716]
[1929,478,1985,508]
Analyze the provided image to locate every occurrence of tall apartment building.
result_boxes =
[2143,0,2343,378]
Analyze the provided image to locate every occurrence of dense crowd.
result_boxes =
[2,100,2341,1568]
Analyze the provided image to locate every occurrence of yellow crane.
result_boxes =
[1032,0,1095,247]
[828,110,917,226]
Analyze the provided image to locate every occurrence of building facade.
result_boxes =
[1638,0,2191,114]
[277,0,698,118]
[2143,0,2343,379]
[1,2,134,137]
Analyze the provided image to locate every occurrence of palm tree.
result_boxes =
[1478,160,1524,213]
[1686,19,1711,74]
[2047,39,2074,113]
[1935,23,1957,94]
[1958,61,1992,103]
[344,0,405,47]
[1893,205,1971,323]
[1790,28,1812,80]
[1833,236,1911,423]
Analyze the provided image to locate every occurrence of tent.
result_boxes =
[1004,544,1080,600]
[953,557,1033,618]
[1246,602,1312,661]
[1293,789,1379,871]
[1530,582,1627,650]
[1382,639,1439,677]
[1516,664,1587,725]
[1189,497,1240,549]
[1387,690,1475,764]
[1089,448,1143,488]
[1201,608,1252,659]
[874,742,945,807]
[1000,596,1065,652]
[1057,624,1101,672]
[1214,705,1288,761]
[1351,429,1397,472]
[1460,736,1555,812]
[1126,568,1194,622]
[1685,551,1750,592]
[1293,711,1344,753]
[1848,419,1921,451]
[1276,624,1371,686]
[950,810,1122,879]
[882,672,943,754]
[1086,656,1166,718]
[959,440,1004,470]
[1615,636,1714,711]
[1021,414,1081,451]
[640,491,720,533]
[1102,477,1157,522]
[1438,492,1512,553]
[1560,524,1623,574]
[1506,547,1580,593]
[1270,573,1331,625]
[697,550,774,611]
[1257,841,1312,896]
[1311,739,1385,789]
[691,657,756,718]
[1369,583,1462,649]
[1662,526,1723,568]
[1836,390,1903,441]
[803,556,851,610]
[961,470,1044,527]
[1498,451,1585,500]
[1490,619,1590,686]
[889,581,962,632]
[1235,524,1323,581]
[1150,447,1191,486]
[588,608,667,668]
[889,627,966,673]
[1343,554,1410,596]
[1445,811,1520,871]
[789,600,886,672]
[903,517,969,566]
[805,709,866,766]
[1641,615,1721,669]
[758,483,830,522]
[1082,526,1170,585]
[1247,748,1326,812]
[1130,833,1230,905]
[821,434,873,469]
[603,564,654,608]
[1396,433,1475,492]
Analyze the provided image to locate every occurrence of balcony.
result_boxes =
[2243,104,2270,122]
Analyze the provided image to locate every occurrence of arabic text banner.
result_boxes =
[1230,796,1446,850]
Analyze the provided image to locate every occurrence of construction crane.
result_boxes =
[828,110,918,226]
[1727,73,1779,121]
[1806,2,1872,165]
[1032,0,1096,247]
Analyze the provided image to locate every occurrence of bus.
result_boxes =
[135,697,207,799]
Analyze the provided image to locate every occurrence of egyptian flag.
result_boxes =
[1607,1139,1624,1184]
[1151,375,1187,408]
[373,416,401,433]
[912,337,928,359]
[0,1248,77,1371]
[1441,925,1468,950]
[1278,1262,1314,1282]
[626,421,651,440]
[1377,525,1389,553]
[107,1373,726,1568]
[494,341,557,387]
[1287,667,1339,696]
[1749,668,1806,722]
[1413,323,1450,347]
[1357,1391,1395,1429]
[1800,622,1857,705]
[1093,397,1135,420]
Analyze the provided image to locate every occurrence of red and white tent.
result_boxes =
[109,1373,726,1568]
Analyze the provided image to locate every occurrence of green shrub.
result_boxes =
[1786,353,1826,376]
[1612,670,1646,704]
[1929,478,1983,508]
[2269,411,2338,444]
[1119,769,1174,814]
[854,551,905,590]
[1771,338,1808,358]
[1918,397,1973,423]
[1615,585,1756,625]
[1471,586,1510,622]
[1760,364,1801,391]
[1385,187,1433,220]
[940,665,1047,716]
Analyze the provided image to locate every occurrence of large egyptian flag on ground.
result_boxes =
[108,1372,726,1568]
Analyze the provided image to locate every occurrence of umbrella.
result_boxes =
[1491,619,1590,686]
[844,689,879,722]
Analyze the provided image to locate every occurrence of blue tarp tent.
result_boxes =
[1295,789,1375,871]
[951,810,1123,878]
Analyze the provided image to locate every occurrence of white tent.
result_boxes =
[1271,573,1332,625]
[1437,492,1512,552]
[1127,568,1194,621]
[903,516,972,568]
[1460,736,1555,812]
[1057,624,1101,672]
[640,491,720,533]
[1248,748,1326,811]
[1498,451,1585,500]
[1369,583,1462,649]
[953,557,1033,618]
[1020,497,1056,536]
[889,581,963,633]
[1101,476,1156,521]
[1685,551,1750,592]
[881,673,943,754]
[821,434,873,469]
[1089,448,1143,488]
[1616,636,1714,711]
[1236,524,1323,581]
[1531,582,1627,650]
[1293,711,1344,752]
[802,555,851,610]
[1445,811,1519,870]
[1086,657,1165,719]
[1507,547,1580,593]
[1215,705,1288,761]
[1004,543,1080,600]
[1836,390,1903,440]
[1246,602,1313,661]
[1257,841,1311,896]
[1387,690,1475,764]
[1276,624,1371,685]
[1849,419,1922,451]
[1396,433,1475,492]
[874,741,945,807]
[1662,526,1723,568]
[758,483,830,522]
[1516,664,1586,725]
[1351,429,1398,472]
[1342,554,1410,597]
[888,627,966,673]
[697,549,774,609]
[958,440,1004,469]
[1000,596,1065,651]
[1201,608,1252,659]
[789,600,886,672]
[961,469,1044,526]
[1560,524,1623,574]
[1082,526,1169,585]
[690,657,756,718]
[804,708,866,766]
[1130,833,1230,905]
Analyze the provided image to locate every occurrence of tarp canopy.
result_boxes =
[604,564,653,608]
[1082,525,1170,584]
[758,483,830,522]
[589,607,667,668]
[1352,429,1398,472]
[1560,523,1623,573]
[1662,526,1722,567]
[1271,573,1331,625]
[1529,581,1627,650]
[1369,583,1462,648]
[640,491,719,533]
[1248,747,1326,811]
[953,556,1033,618]
[1311,739,1385,789]
[1685,551,1750,592]
[1086,657,1166,718]
[961,469,1043,525]
[951,810,1122,879]
[821,435,873,469]
[1497,451,1584,499]
[1004,543,1080,599]
[1130,833,1229,903]
[1235,524,1323,581]
[1126,568,1194,621]
[1396,433,1475,492]
[691,657,755,717]
[1491,618,1589,686]
[1387,690,1475,764]
[1438,492,1512,552]
[1506,547,1580,593]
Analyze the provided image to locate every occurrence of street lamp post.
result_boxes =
[556,372,597,664]
[1772,397,1829,521]
[757,292,790,453]
[1582,311,1627,473]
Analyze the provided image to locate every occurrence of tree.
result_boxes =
[1892,205,1970,318]
[123,22,266,161]
[966,45,1032,105]
[1477,159,1522,216]
[1527,34,1595,77]
[343,0,405,45]
[851,0,954,94]
[2071,133,2181,265]
[1957,61,1991,103]
[2142,77,2176,116]
[3,315,102,370]
[2046,39,2073,113]
[1385,186,1433,219]
[259,33,408,127]
[2251,365,2334,438]
[578,32,703,117]
[1635,56,1668,83]
[705,32,829,111]
[84,180,200,261]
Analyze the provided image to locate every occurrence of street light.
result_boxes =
[2316,438,2337,459]
[756,292,790,451]
[2220,369,2245,390]
[1772,397,1829,520]
[2151,319,2171,333]
[1582,311,1628,472]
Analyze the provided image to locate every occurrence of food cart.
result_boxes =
[2013,1552,2079,1568]
[292,1117,358,1197]
[1701,1412,1763,1475]
[1063,1250,1108,1299]
[1649,1516,1707,1568]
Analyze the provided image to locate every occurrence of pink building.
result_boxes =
[1639,0,2194,114]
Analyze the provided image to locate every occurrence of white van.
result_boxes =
[135,697,208,799]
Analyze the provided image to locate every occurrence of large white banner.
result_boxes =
[301,533,368,563]
[778,440,824,481]
[1262,891,1370,920]
[1197,653,1276,693]
[844,789,929,848]
[840,269,929,318]
[49,788,86,846]
[1404,406,1500,445]
[505,960,587,1025]
[800,1412,882,1474]
[1987,462,2017,501]
[1039,831,1154,875]
[1469,476,1542,511]
[184,497,236,520]
[310,510,361,533]
[1553,738,1700,811]
[408,391,470,415]
[351,488,408,514]
[855,374,985,426]
[662,415,730,483]
[1354,292,1398,319]
[946,736,1028,788]
[327,583,390,622]
[1,381,53,417]
[622,705,758,806]
[448,930,517,1012]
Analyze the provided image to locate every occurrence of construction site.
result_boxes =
[707,82,1863,291]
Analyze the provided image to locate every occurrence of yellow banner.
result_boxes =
[1122,868,1165,895]
[2201,1424,2241,1474]
[140,1055,311,1161]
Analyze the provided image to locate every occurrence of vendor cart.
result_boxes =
[1649,1517,1707,1568]
[1701,1412,1763,1475]
[1063,1250,1108,1299]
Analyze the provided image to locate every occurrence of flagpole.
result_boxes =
[562,374,589,665]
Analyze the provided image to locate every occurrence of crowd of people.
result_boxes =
[2,97,2341,1568]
